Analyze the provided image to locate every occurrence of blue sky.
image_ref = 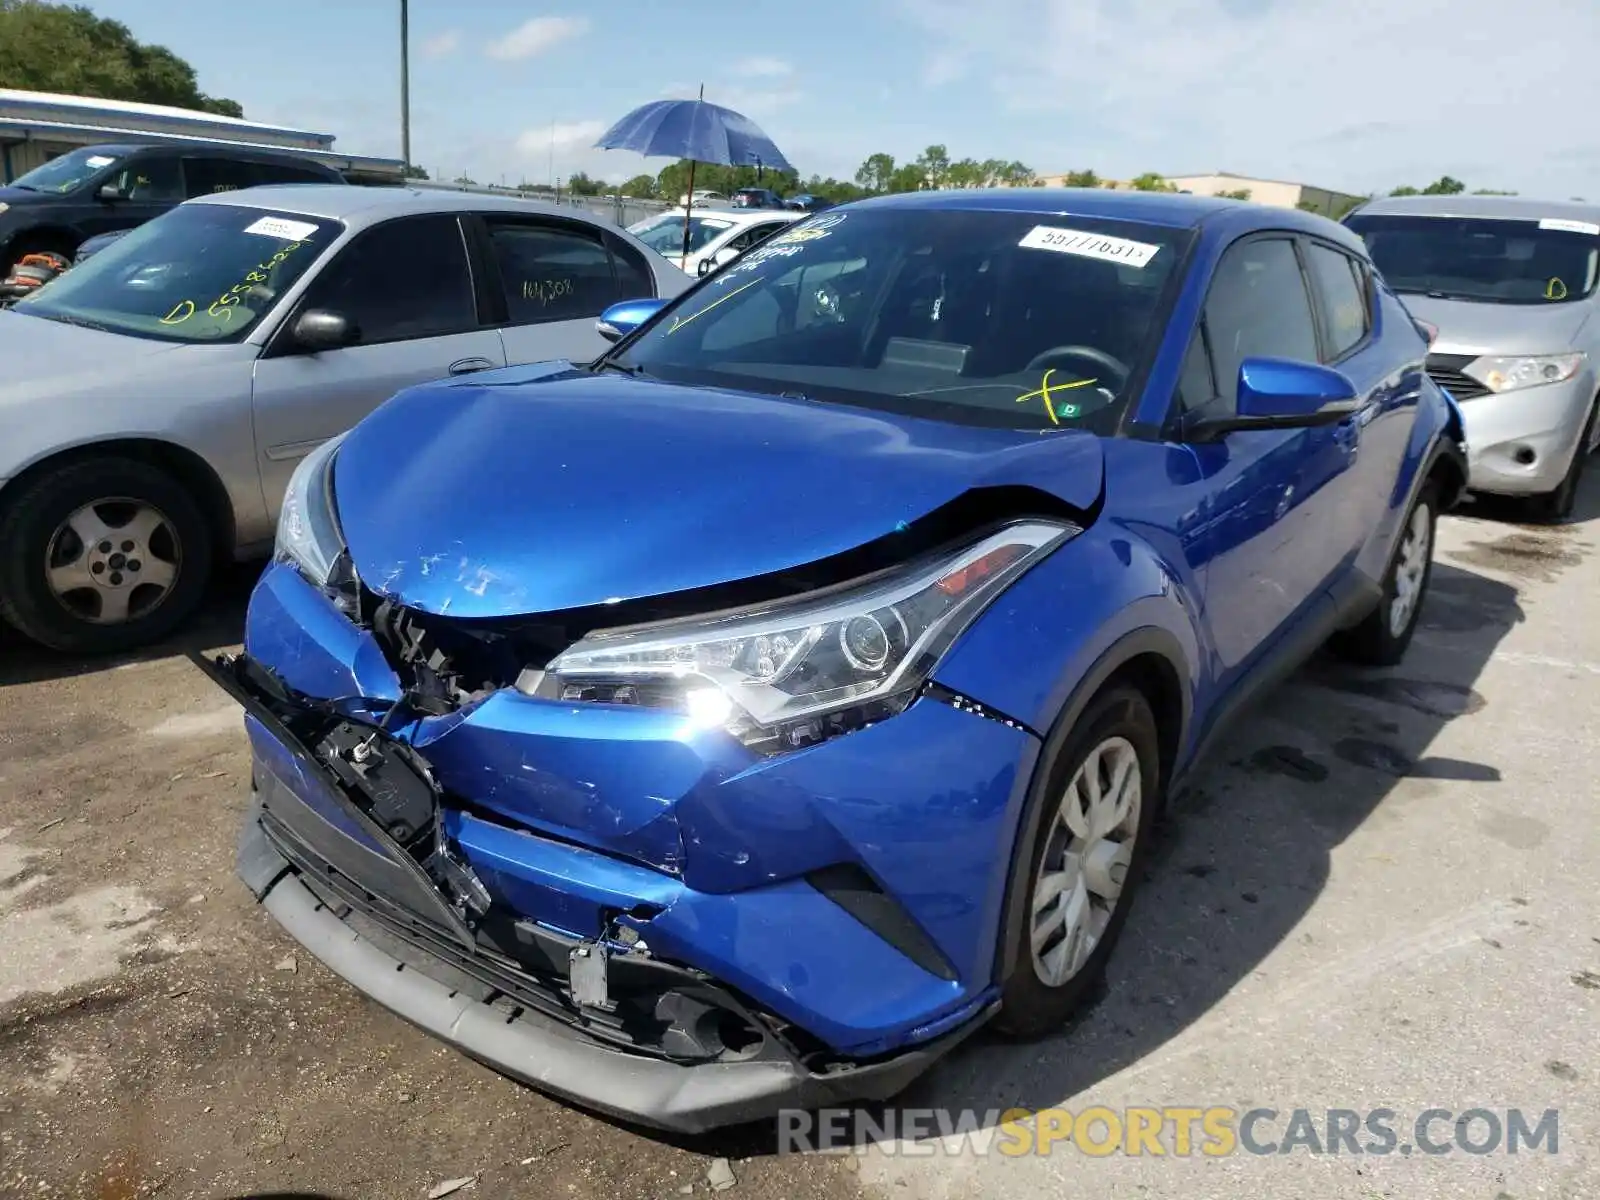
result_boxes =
[95,0,1600,200]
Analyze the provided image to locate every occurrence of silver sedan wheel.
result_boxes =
[1388,500,1433,638]
[1030,734,1143,988]
[44,498,182,625]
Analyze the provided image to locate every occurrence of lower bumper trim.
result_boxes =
[242,811,988,1134]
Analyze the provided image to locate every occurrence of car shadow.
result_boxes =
[671,536,1546,1159]
[0,560,261,688]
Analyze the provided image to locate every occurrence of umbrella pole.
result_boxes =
[681,158,697,270]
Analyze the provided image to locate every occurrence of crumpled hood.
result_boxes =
[334,369,1105,618]
[1400,293,1593,356]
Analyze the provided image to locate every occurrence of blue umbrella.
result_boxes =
[594,85,796,264]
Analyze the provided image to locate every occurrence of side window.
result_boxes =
[1202,237,1320,404]
[1176,327,1217,413]
[110,155,183,202]
[485,219,617,324]
[300,214,476,344]
[255,160,336,185]
[1305,243,1371,360]
[182,157,258,198]
[606,234,655,300]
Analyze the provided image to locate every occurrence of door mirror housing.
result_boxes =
[596,297,669,342]
[292,308,358,352]
[96,182,127,202]
[1185,356,1361,441]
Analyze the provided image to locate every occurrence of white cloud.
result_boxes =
[659,80,801,118]
[515,119,608,154]
[900,0,1600,198]
[487,15,590,62]
[732,56,793,79]
[420,29,460,59]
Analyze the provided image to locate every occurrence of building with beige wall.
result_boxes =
[1030,169,1364,216]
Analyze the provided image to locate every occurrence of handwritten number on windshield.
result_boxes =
[158,239,311,327]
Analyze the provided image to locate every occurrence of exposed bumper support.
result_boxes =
[240,809,987,1134]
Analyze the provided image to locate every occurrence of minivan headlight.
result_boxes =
[524,521,1074,754]
[276,433,352,593]
[1462,353,1585,394]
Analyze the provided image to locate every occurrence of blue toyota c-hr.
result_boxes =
[206,189,1466,1133]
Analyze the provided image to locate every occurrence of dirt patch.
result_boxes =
[1446,530,1586,584]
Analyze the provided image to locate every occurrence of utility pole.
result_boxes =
[399,0,412,170]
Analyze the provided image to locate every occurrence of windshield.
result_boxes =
[629,213,738,255]
[1346,214,1600,305]
[610,208,1193,432]
[9,147,125,194]
[14,203,339,343]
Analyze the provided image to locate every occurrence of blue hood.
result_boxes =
[333,369,1105,618]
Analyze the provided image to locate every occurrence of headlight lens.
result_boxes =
[276,433,352,592]
[1462,353,1585,394]
[527,520,1074,753]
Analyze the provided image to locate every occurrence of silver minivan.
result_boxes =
[1345,195,1600,520]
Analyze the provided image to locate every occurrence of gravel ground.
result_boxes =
[1,477,1596,1200]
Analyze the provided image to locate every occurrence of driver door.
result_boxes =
[249,213,505,514]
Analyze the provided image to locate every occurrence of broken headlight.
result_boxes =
[524,521,1074,753]
[276,432,354,599]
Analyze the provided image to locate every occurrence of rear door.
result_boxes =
[180,155,258,199]
[473,212,655,367]
[1299,237,1412,572]
[249,212,506,512]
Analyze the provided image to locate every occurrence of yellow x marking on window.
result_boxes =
[1016,369,1098,425]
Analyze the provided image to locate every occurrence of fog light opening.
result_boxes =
[695,1008,765,1060]
[1512,445,1537,466]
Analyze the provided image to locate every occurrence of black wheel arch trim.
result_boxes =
[991,624,1192,986]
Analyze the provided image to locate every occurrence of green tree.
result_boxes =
[0,0,243,116]
[1421,175,1465,195]
[1215,188,1252,201]
[914,144,952,189]
[453,174,478,186]
[565,170,603,196]
[1472,188,1517,195]
[855,152,896,193]
[887,162,925,193]
[1388,185,1421,196]
[620,173,657,198]
[1063,169,1101,188]
[1129,172,1176,192]
[403,164,429,180]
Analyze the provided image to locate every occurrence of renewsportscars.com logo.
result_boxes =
[778,1106,1561,1157]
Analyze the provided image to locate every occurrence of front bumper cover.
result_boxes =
[204,651,993,1133]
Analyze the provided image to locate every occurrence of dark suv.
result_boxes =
[0,143,344,270]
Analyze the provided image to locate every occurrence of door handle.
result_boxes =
[449,356,495,375]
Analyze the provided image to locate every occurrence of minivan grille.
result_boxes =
[1426,353,1490,401]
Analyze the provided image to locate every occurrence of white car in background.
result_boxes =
[627,208,803,277]
[676,189,732,208]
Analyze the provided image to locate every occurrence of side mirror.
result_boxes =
[596,297,669,342]
[96,182,127,202]
[698,246,742,277]
[292,308,358,351]
[1186,357,1361,441]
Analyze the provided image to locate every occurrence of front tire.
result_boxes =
[0,458,213,654]
[993,685,1161,1039]
[1329,481,1438,667]
[1527,399,1597,524]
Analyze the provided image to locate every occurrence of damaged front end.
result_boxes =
[214,418,1087,1131]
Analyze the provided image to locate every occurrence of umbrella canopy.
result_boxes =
[594,94,796,175]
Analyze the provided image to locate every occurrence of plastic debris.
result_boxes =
[706,1158,736,1191]
[274,956,297,973]
[428,1176,477,1199]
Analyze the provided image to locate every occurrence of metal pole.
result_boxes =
[399,0,412,169]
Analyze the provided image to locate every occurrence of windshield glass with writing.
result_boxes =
[14,204,339,343]
[10,147,124,194]
[611,208,1192,432]
[1347,214,1600,305]
[629,213,737,256]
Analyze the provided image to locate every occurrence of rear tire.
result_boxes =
[0,457,213,654]
[1527,399,1597,524]
[1329,481,1438,667]
[993,685,1161,1039]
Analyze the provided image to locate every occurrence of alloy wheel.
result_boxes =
[1030,734,1143,988]
[1387,500,1433,638]
[44,498,182,625]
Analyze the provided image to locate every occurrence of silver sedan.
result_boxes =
[0,185,689,653]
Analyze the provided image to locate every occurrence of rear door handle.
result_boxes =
[449,357,495,375]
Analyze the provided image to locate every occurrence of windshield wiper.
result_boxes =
[9,183,41,192]
[593,359,646,378]
[33,311,115,333]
